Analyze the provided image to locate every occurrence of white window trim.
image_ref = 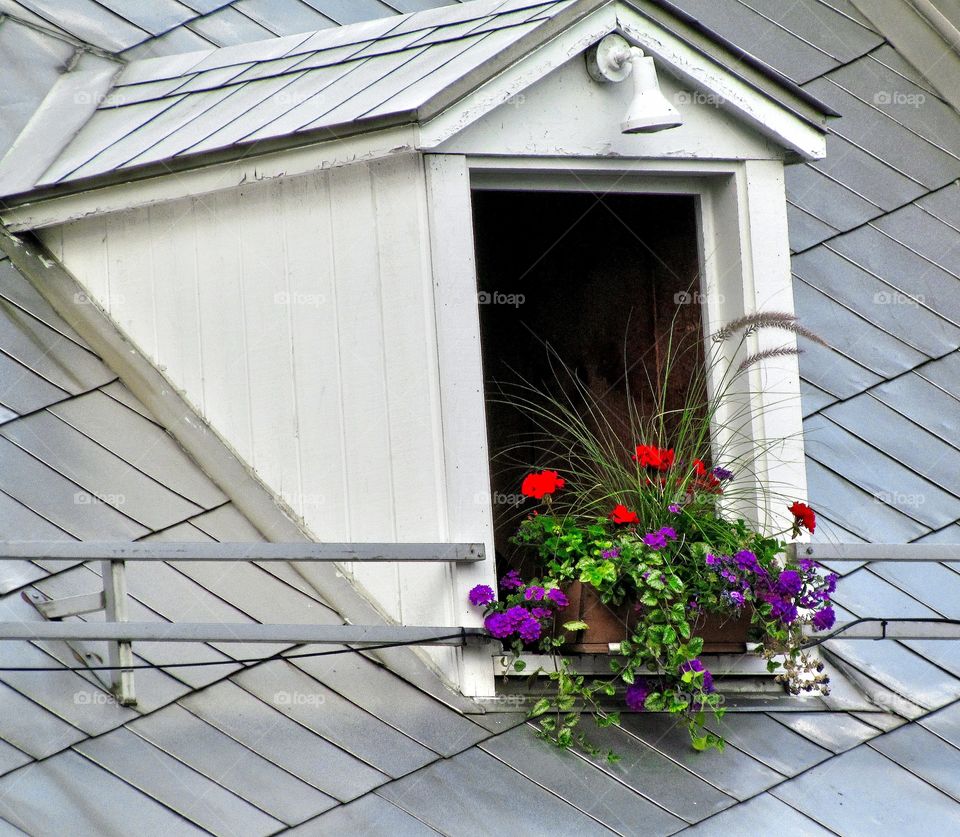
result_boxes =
[426,153,807,696]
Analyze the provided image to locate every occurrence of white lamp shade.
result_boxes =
[621,54,683,134]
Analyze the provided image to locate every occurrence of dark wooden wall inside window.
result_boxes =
[472,190,703,567]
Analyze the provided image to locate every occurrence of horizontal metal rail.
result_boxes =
[822,619,960,641]
[0,623,484,645]
[0,542,484,562]
[5,540,488,705]
[789,543,960,562]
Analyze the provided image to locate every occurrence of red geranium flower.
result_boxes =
[521,470,565,499]
[789,501,816,534]
[693,459,707,477]
[609,504,640,525]
[633,444,675,471]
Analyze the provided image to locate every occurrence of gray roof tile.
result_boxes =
[377,746,619,835]
[804,459,929,541]
[128,703,338,826]
[803,74,960,188]
[656,0,840,83]
[75,728,286,835]
[785,162,882,232]
[870,722,960,802]
[233,660,439,777]
[794,280,929,377]
[771,745,960,835]
[704,712,831,775]
[481,724,686,835]
[0,412,205,531]
[619,713,785,801]
[804,414,960,529]
[769,711,878,753]
[573,723,736,823]
[288,793,440,835]
[294,651,490,756]
[48,391,228,509]
[823,395,960,497]
[679,791,834,836]
[0,751,205,834]
[793,245,960,356]
[0,680,87,758]
[180,679,389,801]
[809,130,926,211]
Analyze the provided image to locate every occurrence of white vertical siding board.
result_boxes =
[43,216,110,322]
[193,190,254,462]
[327,162,401,618]
[372,153,458,679]
[742,159,809,529]
[425,153,497,696]
[146,199,204,408]
[279,170,350,539]
[103,206,158,360]
[236,180,301,507]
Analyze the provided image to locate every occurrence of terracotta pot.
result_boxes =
[554,581,753,653]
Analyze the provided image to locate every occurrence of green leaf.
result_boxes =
[557,727,573,747]
[766,659,782,673]
[691,736,709,751]
[662,625,678,645]
[620,668,635,685]
[530,698,552,718]
[688,636,704,656]
[513,659,527,672]
[563,620,589,632]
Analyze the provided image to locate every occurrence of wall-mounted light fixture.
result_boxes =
[586,33,683,134]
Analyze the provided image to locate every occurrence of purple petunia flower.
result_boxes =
[518,616,542,643]
[734,550,760,573]
[468,585,495,607]
[625,681,650,711]
[727,590,745,607]
[705,553,721,567]
[500,569,524,590]
[602,548,621,560]
[546,588,569,608]
[530,607,552,620]
[668,503,681,514]
[812,606,836,631]
[504,605,529,627]
[712,466,734,481]
[777,570,803,598]
[659,526,678,541]
[681,659,715,693]
[484,612,513,638]
[770,599,798,624]
[824,573,839,594]
[524,586,546,601]
[643,531,667,550]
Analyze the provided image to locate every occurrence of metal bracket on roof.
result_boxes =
[22,560,135,705]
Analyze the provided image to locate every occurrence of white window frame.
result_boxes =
[426,153,807,697]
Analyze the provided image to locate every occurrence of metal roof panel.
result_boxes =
[129,703,338,826]
[0,751,204,835]
[180,680,388,801]
[771,745,960,834]
[287,793,439,835]
[76,728,285,835]
[377,746,620,835]
[479,724,686,835]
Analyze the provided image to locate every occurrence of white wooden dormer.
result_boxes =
[15,0,832,695]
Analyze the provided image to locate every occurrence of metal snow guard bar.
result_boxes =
[1,541,487,706]
[785,541,960,642]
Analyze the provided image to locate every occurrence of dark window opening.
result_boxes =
[472,190,703,571]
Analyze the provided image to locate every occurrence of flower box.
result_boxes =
[555,581,753,653]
